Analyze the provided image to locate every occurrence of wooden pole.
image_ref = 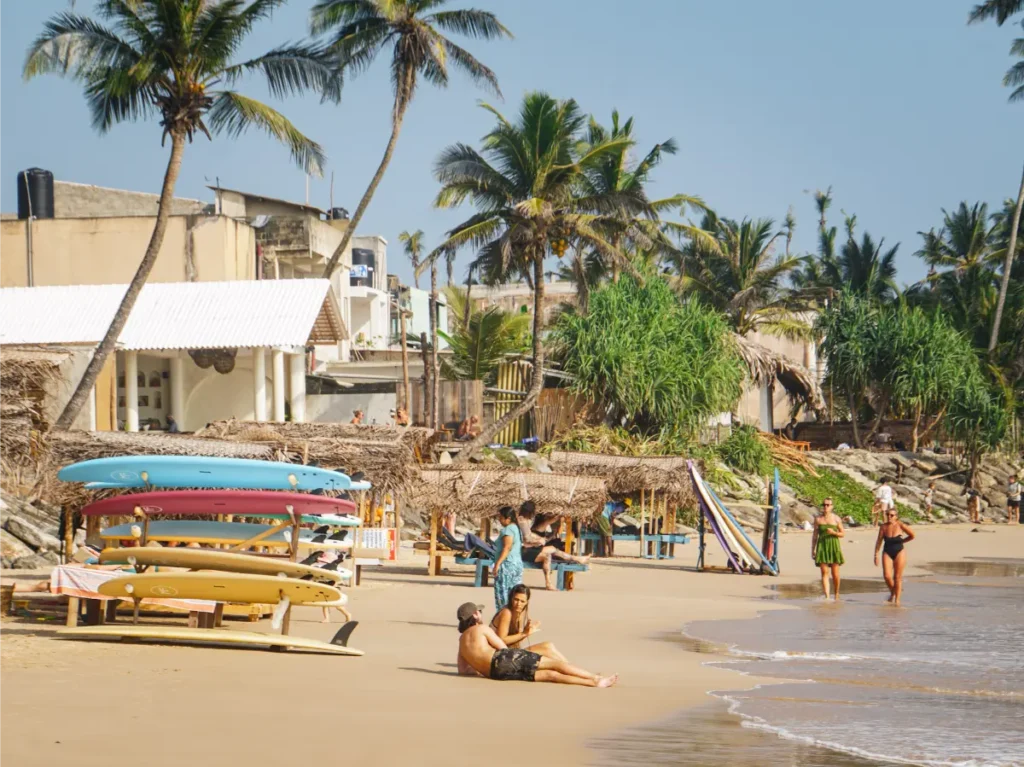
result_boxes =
[427,508,439,576]
[62,507,74,564]
[399,308,412,412]
[419,332,430,427]
[564,516,576,590]
[640,489,646,558]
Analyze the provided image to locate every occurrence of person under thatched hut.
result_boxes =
[350,410,365,425]
[518,502,589,590]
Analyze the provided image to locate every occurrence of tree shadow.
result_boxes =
[399,666,459,677]
[390,620,454,629]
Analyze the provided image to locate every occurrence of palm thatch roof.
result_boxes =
[732,334,825,416]
[412,465,607,521]
[197,419,439,461]
[546,450,695,507]
[194,421,417,495]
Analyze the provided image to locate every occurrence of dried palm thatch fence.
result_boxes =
[194,420,418,498]
[1,349,66,497]
[411,464,607,578]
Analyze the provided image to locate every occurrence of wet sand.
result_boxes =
[2,523,1022,766]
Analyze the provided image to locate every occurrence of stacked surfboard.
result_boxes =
[688,460,778,576]
[56,456,370,655]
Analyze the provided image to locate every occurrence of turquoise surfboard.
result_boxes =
[58,456,370,492]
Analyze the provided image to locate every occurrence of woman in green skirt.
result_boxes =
[811,497,845,599]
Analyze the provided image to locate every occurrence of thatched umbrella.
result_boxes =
[732,334,825,417]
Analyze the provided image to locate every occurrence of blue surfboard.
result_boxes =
[58,456,371,492]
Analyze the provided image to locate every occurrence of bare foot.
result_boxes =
[596,674,618,688]
[321,617,331,623]
[577,555,590,565]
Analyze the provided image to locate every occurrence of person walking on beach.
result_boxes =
[1007,475,1021,525]
[456,602,616,687]
[490,584,568,662]
[874,509,915,605]
[874,479,895,523]
[923,481,935,517]
[811,498,845,600]
[491,506,523,611]
[966,486,983,524]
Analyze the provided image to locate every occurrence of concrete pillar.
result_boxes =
[272,350,286,422]
[288,352,306,423]
[88,386,97,431]
[125,351,139,432]
[252,348,267,421]
[169,356,185,427]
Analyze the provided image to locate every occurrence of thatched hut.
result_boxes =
[411,464,607,577]
[733,334,825,417]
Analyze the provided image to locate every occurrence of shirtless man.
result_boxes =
[455,603,616,688]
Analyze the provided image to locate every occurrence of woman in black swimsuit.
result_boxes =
[874,509,915,605]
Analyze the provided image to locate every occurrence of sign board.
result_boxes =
[357,528,397,561]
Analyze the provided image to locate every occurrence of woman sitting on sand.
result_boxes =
[490,584,567,662]
[811,498,845,600]
[874,509,915,605]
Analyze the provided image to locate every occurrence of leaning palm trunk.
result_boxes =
[430,262,439,429]
[399,307,412,412]
[988,162,1024,352]
[456,250,546,461]
[321,75,412,280]
[848,392,863,448]
[54,132,186,430]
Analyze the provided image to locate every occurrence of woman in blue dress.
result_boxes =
[491,505,523,611]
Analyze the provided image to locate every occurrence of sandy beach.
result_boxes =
[2,523,1021,767]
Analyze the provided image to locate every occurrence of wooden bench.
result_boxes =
[578,531,690,559]
[454,556,587,591]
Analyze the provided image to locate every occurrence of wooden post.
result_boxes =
[281,505,299,636]
[639,489,646,558]
[427,508,439,576]
[65,597,80,627]
[62,507,74,564]
[420,332,430,427]
[563,516,576,590]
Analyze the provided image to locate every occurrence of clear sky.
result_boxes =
[1,0,1019,288]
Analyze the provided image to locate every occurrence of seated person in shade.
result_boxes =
[490,584,567,662]
[166,415,180,433]
[518,502,588,590]
[350,409,364,425]
[456,415,481,440]
[456,602,616,687]
[393,406,409,426]
[531,512,565,550]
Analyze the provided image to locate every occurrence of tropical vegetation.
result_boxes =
[439,288,530,384]
[28,0,339,430]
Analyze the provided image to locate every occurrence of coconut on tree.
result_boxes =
[26,0,339,430]
[312,0,511,281]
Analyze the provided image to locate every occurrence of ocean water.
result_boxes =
[591,561,1023,767]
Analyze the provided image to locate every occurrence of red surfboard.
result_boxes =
[81,490,356,518]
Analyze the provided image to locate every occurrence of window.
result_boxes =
[149,372,161,387]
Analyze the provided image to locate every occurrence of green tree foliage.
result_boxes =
[438,287,530,384]
[551,274,744,437]
[946,373,1010,484]
[26,0,338,429]
[716,425,772,475]
[815,293,878,446]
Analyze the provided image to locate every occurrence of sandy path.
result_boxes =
[2,523,1020,766]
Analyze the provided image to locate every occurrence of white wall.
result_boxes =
[307,391,397,426]
[116,355,170,429]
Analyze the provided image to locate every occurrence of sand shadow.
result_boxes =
[399,666,459,677]
[391,620,455,629]
[0,625,63,638]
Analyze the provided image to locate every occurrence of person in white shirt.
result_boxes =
[1007,475,1021,525]
[874,479,895,526]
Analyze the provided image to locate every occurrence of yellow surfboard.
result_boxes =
[99,547,351,585]
[57,625,363,656]
[97,572,342,605]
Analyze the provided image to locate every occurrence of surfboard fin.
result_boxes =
[330,621,358,647]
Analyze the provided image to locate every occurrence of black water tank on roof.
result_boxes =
[351,247,374,287]
[17,168,55,220]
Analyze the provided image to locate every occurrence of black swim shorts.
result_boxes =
[489,648,542,682]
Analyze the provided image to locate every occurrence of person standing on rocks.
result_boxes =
[1008,475,1021,525]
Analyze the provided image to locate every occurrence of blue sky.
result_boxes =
[1,0,1019,288]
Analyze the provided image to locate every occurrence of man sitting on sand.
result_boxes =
[455,602,616,688]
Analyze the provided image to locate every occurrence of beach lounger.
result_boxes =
[454,556,587,591]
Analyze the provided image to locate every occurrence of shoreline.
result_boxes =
[2,524,1022,766]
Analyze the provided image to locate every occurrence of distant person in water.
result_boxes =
[490,584,567,662]
[456,602,616,687]
[811,498,845,600]
[874,509,915,605]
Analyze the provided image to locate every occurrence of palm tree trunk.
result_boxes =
[321,82,411,280]
[463,272,473,329]
[411,256,420,289]
[54,131,187,431]
[848,392,863,448]
[420,331,431,427]
[988,161,1024,352]
[399,306,411,414]
[919,405,946,444]
[430,262,439,430]
[456,248,547,461]
[911,402,922,452]
[864,392,889,444]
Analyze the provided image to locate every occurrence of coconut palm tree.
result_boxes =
[968,2,1024,349]
[833,232,900,304]
[398,229,424,288]
[439,287,530,383]
[674,214,810,338]
[424,92,637,457]
[27,0,338,431]
[313,0,511,281]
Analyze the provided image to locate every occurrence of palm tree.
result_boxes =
[834,232,900,303]
[674,214,810,338]
[969,2,1024,349]
[398,229,424,289]
[27,0,337,431]
[313,0,511,281]
[439,287,530,383]
[426,92,636,457]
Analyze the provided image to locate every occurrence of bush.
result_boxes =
[716,425,772,475]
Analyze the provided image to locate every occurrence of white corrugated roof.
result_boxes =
[0,280,346,349]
